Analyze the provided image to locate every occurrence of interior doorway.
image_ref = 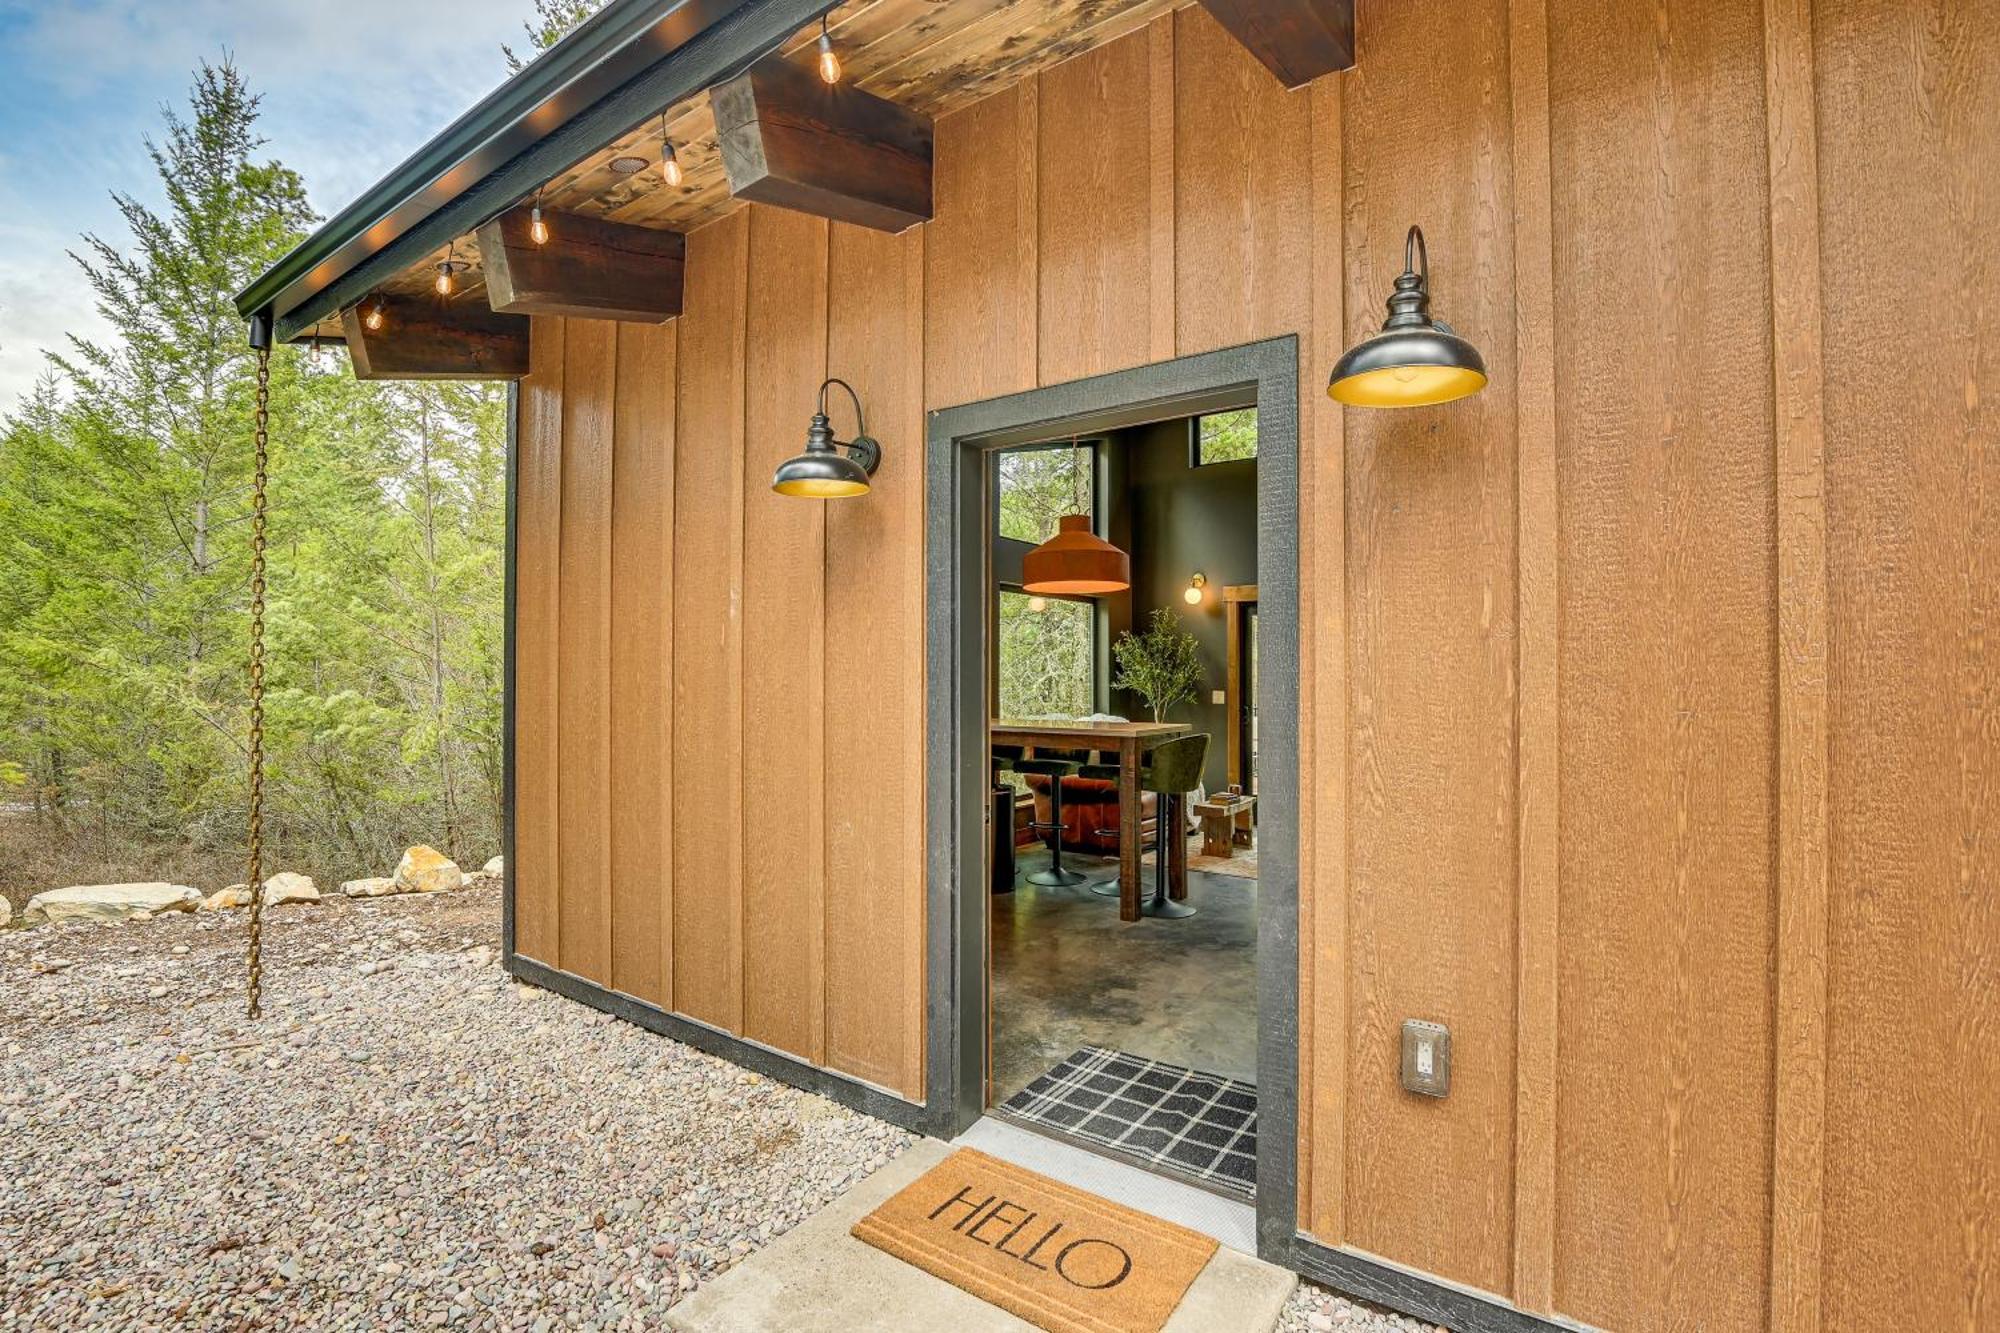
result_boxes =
[924,337,1300,1261]
[983,409,1262,1200]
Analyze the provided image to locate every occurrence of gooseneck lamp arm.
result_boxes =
[807,377,881,474]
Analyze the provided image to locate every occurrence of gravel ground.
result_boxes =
[2,884,1437,1331]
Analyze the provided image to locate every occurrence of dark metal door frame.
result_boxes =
[922,337,1301,1262]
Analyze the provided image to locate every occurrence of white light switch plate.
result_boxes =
[1211,689,1226,705]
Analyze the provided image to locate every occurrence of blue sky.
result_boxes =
[0,0,537,413]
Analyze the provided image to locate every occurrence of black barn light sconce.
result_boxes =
[1328,224,1487,408]
[773,377,880,498]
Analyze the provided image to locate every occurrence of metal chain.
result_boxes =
[244,342,271,1020]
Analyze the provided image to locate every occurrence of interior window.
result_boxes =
[1194,407,1258,465]
[997,442,1094,544]
[997,590,1094,718]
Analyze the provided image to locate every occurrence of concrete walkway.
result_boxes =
[666,1138,1296,1332]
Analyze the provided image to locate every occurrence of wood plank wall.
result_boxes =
[511,2,2000,1326]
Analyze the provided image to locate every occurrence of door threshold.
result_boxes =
[951,1115,1259,1254]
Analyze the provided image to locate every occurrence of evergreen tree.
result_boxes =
[0,60,508,901]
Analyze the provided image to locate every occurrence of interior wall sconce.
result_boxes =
[772,377,880,498]
[1183,573,1208,606]
[1328,224,1487,408]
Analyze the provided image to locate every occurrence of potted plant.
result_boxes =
[1112,607,1205,722]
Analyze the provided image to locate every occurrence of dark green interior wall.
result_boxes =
[1118,417,1257,793]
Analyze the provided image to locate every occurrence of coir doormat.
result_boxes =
[850,1147,1218,1333]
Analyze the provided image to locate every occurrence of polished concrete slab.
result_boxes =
[666,1137,1295,1333]
[990,846,1258,1107]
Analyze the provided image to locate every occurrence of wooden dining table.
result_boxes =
[990,719,1191,921]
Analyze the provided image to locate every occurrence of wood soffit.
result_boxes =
[305,0,1188,339]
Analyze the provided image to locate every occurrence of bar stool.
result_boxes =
[1133,734,1209,918]
[1083,750,1135,899]
[1013,748,1086,887]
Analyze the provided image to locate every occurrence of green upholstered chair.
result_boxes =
[1088,732,1208,920]
[1135,733,1208,918]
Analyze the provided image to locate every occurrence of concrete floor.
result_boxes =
[989,845,1258,1107]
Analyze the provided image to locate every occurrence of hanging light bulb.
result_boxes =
[661,116,684,188]
[362,296,386,332]
[816,15,842,84]
[1027,596,1048,613]
[530,204,549,245]
[434,261,454,296]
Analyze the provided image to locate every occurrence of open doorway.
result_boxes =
[924,338,1300,1258]
[984,406,1262,1201]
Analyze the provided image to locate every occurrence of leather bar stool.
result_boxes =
[1013,748,1086,887]
[1134,733,1209,918]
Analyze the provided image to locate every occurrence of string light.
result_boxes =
[816,15,841,84]
[363,296,386,331]
[435,243,462,297]
[660,115,683,188]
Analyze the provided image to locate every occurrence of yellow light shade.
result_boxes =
[1022,514,1130,596]
[1329,360,1488,408]
[773,473,869,498]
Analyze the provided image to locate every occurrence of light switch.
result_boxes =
[1211,689,1226,705]
[1401,1019,1450,1097]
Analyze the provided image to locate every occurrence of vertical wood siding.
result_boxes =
[508,1,2000,1322]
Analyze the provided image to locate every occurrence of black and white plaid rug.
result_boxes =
[998,1046,1257,1200]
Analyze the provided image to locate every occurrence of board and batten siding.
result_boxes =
[510,3,1999,1328]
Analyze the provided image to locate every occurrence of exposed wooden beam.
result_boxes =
[477,207,686,322]
[341,297,529,381]
[712,53,933,233]
[1197,0,1355,89]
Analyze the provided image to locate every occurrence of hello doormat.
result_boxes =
[850,1147,1218,1333]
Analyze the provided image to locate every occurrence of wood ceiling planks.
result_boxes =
[303,0,1187,337]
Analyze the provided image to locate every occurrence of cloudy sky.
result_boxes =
[0,0,535,413]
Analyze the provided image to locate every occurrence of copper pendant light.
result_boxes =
[1020,437,1129,595]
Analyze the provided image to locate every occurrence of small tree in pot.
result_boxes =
[1112,607,1205,722]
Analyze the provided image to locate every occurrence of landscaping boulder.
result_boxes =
[21,882,201,926]
[483,855,504,877]
[0,896,10,928]
[341,876,399,898]
[203,873,320,911]
[394,846,462,895]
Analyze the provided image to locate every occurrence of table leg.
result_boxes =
[1168,792,1189,900]
[1118,737,1140,922]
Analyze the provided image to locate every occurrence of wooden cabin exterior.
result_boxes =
[239,1,1999,1329]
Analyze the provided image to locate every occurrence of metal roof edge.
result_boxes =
[234,0,760,325]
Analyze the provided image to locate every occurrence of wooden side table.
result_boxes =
[1192,794,1256,858]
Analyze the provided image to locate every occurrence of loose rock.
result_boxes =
[22,882,201,926]
[394,846,462,895]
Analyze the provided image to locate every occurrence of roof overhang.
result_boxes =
[235,0,831,343]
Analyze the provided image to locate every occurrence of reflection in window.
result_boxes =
[998,590,1093,719]
[997,443,1095,544]
[1195,408,1258,465]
